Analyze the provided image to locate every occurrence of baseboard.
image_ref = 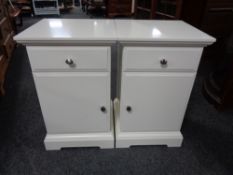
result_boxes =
[116,131,183,148]
[44,132,114,150]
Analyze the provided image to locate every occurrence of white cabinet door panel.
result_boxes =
[120,72,195,132]
[34,72,110,134]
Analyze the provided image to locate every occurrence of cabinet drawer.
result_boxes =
[27,46,110,71]
[122,47,203,72]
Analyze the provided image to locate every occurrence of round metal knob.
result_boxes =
[160,59,168,66]
[126,106,132,112]
[101,106,107,113]
[65,58,74,65]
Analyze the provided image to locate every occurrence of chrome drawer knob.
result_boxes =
[101,106,107,113]
[126,106,132,112]
[160,59,168,66]
[65,58,74,65]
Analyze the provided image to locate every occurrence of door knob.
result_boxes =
[65,58,74,65]
[160,59,167,66]
[100,106,107,113]
[126,106,132,112]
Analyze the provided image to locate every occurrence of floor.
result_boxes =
[0,7,233,175]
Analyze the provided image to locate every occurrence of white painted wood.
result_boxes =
[45,101,114,150]
[32,0,60,16]
[113,19,215,148]
[120,72,195,132]
[14,19,117,44]
[33,72,111,134]
[27,46,110,71]
[13,19,216,150]
[115,20,216,45]
[45,132,114,150]
[123,47,203,72]
[116,132,183,148]
[14,19,215,46]
[114,99,183,148]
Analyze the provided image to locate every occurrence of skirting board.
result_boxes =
[44,132,114,150]
[113,98,183,148]
[116,131,183,148]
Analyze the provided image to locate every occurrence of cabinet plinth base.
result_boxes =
[44,132,114,150]
[116,131,183,148]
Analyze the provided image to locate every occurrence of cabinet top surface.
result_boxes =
[14,19,117,43]
[14,19,215,45]
[115,20,215,44]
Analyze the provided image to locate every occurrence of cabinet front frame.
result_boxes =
[26,43,116,150]
[115,42,204,148]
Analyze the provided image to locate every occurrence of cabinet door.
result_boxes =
[34,72,110,134]
[120,72,195,132]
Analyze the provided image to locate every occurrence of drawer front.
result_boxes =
[123,47,203,72]
[26,46,110,71]
[0,18,11,42]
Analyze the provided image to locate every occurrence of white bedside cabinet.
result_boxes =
[14,19,215,150]
[114,20,216,148]
[14,19,117,150]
